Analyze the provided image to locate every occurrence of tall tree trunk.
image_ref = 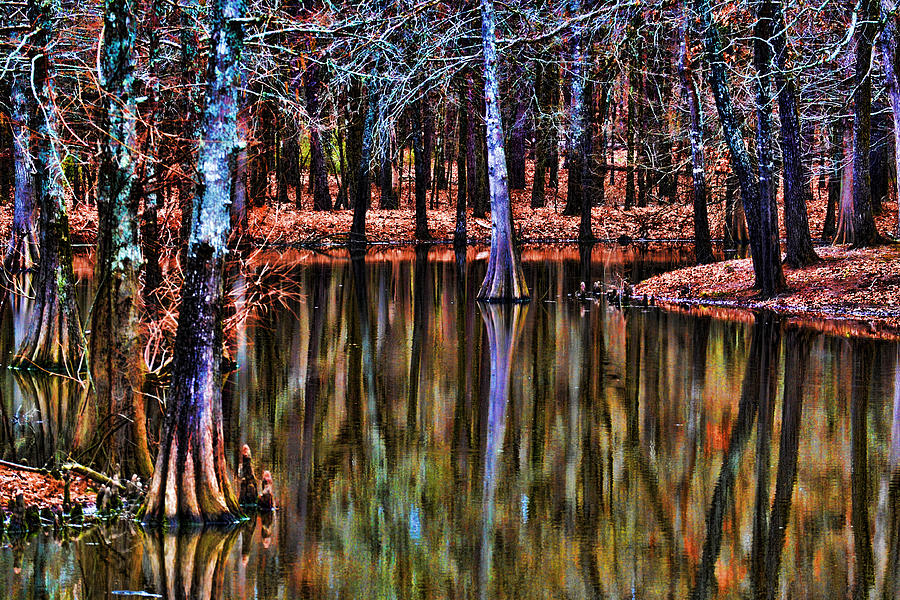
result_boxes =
[879,0,900,237]
[456,82,468,246]
[677,9,714,264]
[90,0,152,479]
[753,0,782,282]
[5,66,38,273]
[345,81,363,210]
[531,61,552,208]
[696,0,784,296]
[772,0,819,266]
[142,0,246,525]
[306,62,333,211]
[178,2,201,257]
[564,10,587,223]
[625,63,636,210]
[822,119,844,241]
[842,0,882,246]
[412,100,432,240]
[350,82,376,248]
[12,0,84,371]
[140,0,165,311]
[476,0,529,302]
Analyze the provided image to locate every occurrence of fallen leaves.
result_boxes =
[0,464,95,510]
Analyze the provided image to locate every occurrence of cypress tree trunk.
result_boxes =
[12,0,84,371]
[753,0,782,285]
[5,66,38,273]
[843,0,881,246]
[142,0,246,525]
[90,0,152,478]
[345,81,363,210]
[677,10,714,265]
[697,0,784,297]
[178,2,201,256]
[772,0,818,266]
[412,99,432,240]
[476,0,529,302]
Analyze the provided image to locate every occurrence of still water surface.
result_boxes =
[0,245,898,599]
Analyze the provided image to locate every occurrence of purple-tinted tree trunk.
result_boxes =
[476,0,529,302]
[879,0,900,237]
[13,0,84,371]
[142,0,246,526]
[5,67,38,273]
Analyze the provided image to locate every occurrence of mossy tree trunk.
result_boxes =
[476,0,529,303]
[142,0,246,526]
[12,0,84,372]
[89,0,153,480]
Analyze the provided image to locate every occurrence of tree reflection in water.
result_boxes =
[3,248,900,598]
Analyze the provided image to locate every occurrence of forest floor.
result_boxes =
[634,244,900,339]
[0,463,94,511]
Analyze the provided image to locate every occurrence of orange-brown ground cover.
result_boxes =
[0,464,94,511]
[635,245,900,338]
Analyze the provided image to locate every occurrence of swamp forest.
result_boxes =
[1,0,900,597]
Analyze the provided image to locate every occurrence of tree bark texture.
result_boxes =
[878,0,900,237]
[846,0,881,246]
[13,0,84,371]
[476,0,529,302]
[90,0,153,479]
[412,100,432,240]
[350,82,376,248]
[142,0,246,525]
[697,0,784,296]
[5,66,38,273]
[772,0,818,266]
[677,11,714,265]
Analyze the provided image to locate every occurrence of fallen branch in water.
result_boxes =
[62,463,126,491]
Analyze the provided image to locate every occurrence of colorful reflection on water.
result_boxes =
[0,244,898,599]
